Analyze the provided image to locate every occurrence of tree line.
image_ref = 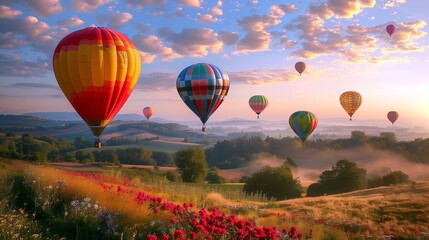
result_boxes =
[0,133,174,166]
[205,131,429,168]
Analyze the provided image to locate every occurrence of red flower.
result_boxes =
[146,235,158,240]
[174,229,185,238]
[161,235,169,240]
[188,232,198,240]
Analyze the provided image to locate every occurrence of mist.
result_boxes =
[235,146,429,182]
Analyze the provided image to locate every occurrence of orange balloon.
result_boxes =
[339,91,362,121]
[53,27,141,137]
[143,107,154,120]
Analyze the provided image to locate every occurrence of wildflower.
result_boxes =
[161,235,169,240]
[84,197,91,202]
[71,200,79,207]
[94,204,99,209]
[174,229,185,238]
[146,235,158,240]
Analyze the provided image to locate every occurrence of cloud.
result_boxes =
[383,0,406,9]
[133,23,151,33]
[71,0,114,12]
[0,16,50,41]
[209,6,223,16]
[235,4,296,53]
[196,13,220,23]
[310,0,376,19]
[246,0,258,6]
[9,82,59,90]
[279,36,296,49]
[0,32,27,49]
[57,15,84,27]
[0,5,22,19]
[135,72,177,92]
[134,34,181,61]
[147,7,187,18]
[26,0,63,17]
[138,51,157,64]
[97,11,133,29]
[228,68,298,85]
[174,0,202,8]
[219,31,239,46]
[383,21,427,53]
[0,54,49,77]
[158,27,223,57]
[125,0,167,10]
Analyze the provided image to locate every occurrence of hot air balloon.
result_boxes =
[387,111,399,125]
[386,24,395,36]
[143,107,154,120]
[339,91,362,121]
[289,111,318,142]
[176,63,230,132]
[249,95,268,119]
[295,62,306,76]
[53,27,141,147]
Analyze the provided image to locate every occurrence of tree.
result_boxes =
[165,171,179,182]
[243,165,302,200]
[74,137,92,149]
[312,159,367,196]
[205,167,226,184]
[306,182,323,197]
[152,151,174,166]
[175,148,207,183]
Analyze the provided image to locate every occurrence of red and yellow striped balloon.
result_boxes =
[53,27,141,137]
[249,95,268,119]
[339,91,362,121]
[143,107,154,120]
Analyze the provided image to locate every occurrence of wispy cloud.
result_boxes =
[97,11,133,29]
[57,15,84,27]
[0,54,49,76]
[71,0,114,12]
[310,0,376,19]
[125,0,167,10]
[135,72,177,92]
[0,32,28,49]
[9,82,59,90]
[0,5,22,19]
[229,68,298,85]
[25,0,63,17]
[134,34,181,61]
[174,0,202,8]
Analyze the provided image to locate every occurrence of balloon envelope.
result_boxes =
[289,111,318,142]
[339,91,362,120]
[53,27,141,137]
[143,107,154,120]
[387,111,399,124]
[249,95,268,119]
[386,24,395,36]
[295,62,306,75]
[176,63,230,131]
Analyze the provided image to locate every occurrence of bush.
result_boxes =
[243,165,302,200]
[165,170,179,182]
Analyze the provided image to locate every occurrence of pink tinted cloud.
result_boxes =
[158,27,222,57]
[26,0,63,17]
[138,51,157,64]
[135,72,177,92]
[236,4,297,53]
[0,32,27,49]
[229,68,298,85]
[97,11,133,29]
[0,54,49,77]
[134,34,181,61]
[310,0,376,19]
[57,15,84,27]
[0,5,22,19]
[174,0,202,8]
[219,31,239,46]
[72,0,114,12]
[0,16,50,40]
[196,13,219,23]
[125,0,167,10]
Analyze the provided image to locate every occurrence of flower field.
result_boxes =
[0,162,428,239]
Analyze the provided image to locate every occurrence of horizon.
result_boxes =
[1,0,428,129]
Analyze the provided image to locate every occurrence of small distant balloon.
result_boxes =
[295,62,306,76]
[340,91,362,121]
[143,107,154,120]
[289,111,318,142]
[386,24,395,36]
[249,95,268,119]
[387,111,399,125]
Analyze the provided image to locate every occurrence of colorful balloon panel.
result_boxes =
[176,63,230,130]
[387,111,399,125]
[249,95,268,119]
[289,111,318,142]
[339,91,362,120]
[143,107,154,120]
[53,27,141,136]
[386,24,395,36]
[295,62,306,75]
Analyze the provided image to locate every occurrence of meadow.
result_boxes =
[1,159,428,240]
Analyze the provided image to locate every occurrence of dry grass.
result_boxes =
[274,182,429,234]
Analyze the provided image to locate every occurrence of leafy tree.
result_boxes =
[74,137,92,149]
[175,148,207,183]
[205,167,226,184]
[306,182,323,197]
[116,148,155,165]
[239,175,250,183]
[311,159,367,196]
[368,170,409,188]
[152,151,174,166]
[243,165,302,200]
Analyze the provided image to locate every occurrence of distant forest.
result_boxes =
[206,131,429,168]
[1,130,428,169]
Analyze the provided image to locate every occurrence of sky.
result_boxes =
[0,0,428,129]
